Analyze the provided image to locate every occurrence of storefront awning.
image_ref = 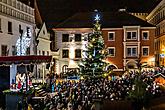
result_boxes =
[0,55,52,65]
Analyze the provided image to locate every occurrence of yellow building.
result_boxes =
[147,0,165,66]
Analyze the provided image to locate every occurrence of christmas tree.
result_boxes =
[79,13,108,77]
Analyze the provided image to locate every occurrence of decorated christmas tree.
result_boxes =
[79,13,108,77]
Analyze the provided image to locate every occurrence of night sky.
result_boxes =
[35,0,161,28]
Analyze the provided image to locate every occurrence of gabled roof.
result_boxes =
[55,11,155,29]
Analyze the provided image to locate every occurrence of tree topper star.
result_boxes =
[95,14,100,21]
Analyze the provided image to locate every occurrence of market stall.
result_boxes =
[0,55,52,110]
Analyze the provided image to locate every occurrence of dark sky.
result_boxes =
[36,0,161,28]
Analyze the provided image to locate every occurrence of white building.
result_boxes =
[35,23,51,78]
[36,24,51,56]
[0,0,35,56]
[0,0,35,86]
[53,28,91,75]
[34,0,59,79]
[146,0,165,66]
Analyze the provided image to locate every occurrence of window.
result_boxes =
[142,47,149,56]
[108,47,115,57]
[142,31,149,40]
[8,21,12,34]
[13,10,16,17]
[17,13,20,18]
[7,0,12,5]
[26,47,30,55]
[75,34,81,42]
[42,51,45,56]
[19,24,22,34]
[127,47,137,57]
[62,49,69,58]
[38,50,41,55]
[1,45,7,56]
[0,18,1,31]
[3,0,7,4]
[127,31,137,40]
[0,4,2,12]
[27,27,30,37]
[6,7,9,14]
[75,49,81,58]
[12,45,16,56]
[13,0,16,7]
[62,34,69,42]
[108,32,115,41]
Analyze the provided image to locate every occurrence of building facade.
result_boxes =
[0,0,35,56]
[0,0,36,88]
[147,0,165,66]
[35,23,51,79]
[54,28,91,75]
[53,11,155,74]
[103,26,155,72]
[34,0,59,79]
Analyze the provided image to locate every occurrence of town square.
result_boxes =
[0,0,165,110]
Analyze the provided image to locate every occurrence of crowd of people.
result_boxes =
[29,70,164,110]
